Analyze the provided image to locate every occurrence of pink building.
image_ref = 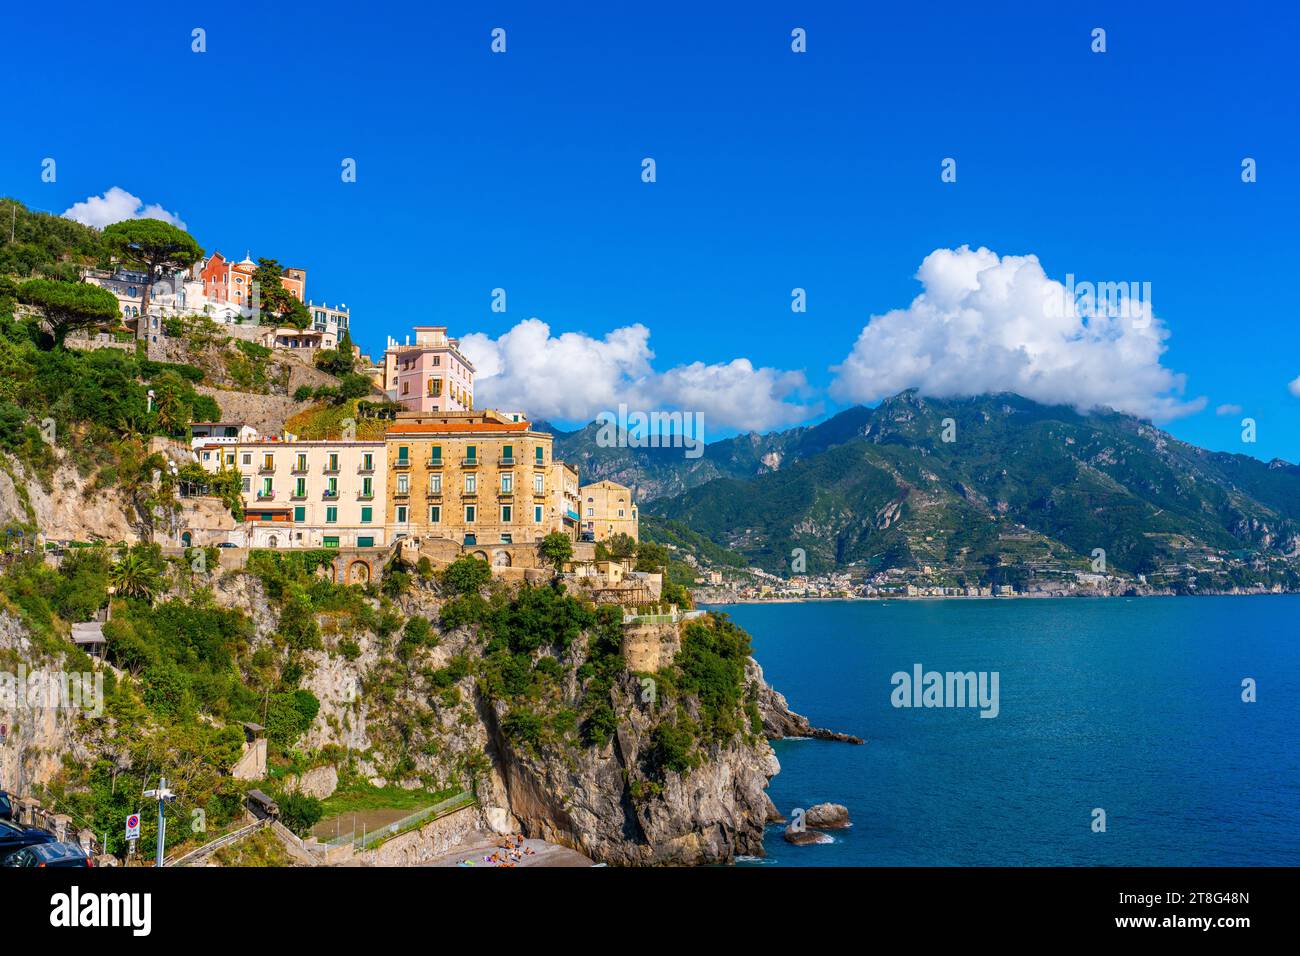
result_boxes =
[383,326,476,413]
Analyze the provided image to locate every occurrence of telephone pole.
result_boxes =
[143,776,175,867]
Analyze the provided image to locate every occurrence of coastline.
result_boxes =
[699,590,1298,607]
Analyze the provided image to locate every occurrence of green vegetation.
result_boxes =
[16,278,120,346]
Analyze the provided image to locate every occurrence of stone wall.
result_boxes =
[352,804,486,866]
[622,621,681,672]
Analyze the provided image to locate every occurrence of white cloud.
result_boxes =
[459,317,818,432]
[1215,403,1243,416]
[62,187,187,230]
[1288,376,1300,399]
[830,245,1205,422]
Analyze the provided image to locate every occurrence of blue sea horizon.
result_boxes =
[709,596,1300,866]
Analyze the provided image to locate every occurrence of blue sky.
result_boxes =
[4,1,1298,459]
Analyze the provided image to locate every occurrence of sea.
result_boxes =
[707,597,1300,866]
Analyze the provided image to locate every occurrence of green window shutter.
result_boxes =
[360,507,372,523]
[357,536,374,548]
[293,507,305,522]
[326,507,338,523]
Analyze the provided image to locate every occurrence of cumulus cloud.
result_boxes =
[1215,403,1243,416]
[1288,376,1300,399]
[830,245,1205,422]
[459,318,818,432]
[62,187,187,230]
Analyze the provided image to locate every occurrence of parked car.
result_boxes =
[217,542,238,549]
[1,841,94,868]
[0,819,56,856]
[0,791,12,821]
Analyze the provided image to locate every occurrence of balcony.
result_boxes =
[323,466,340,475]
[357,491,374,501]
[291,464,308,475]
[394,458,412,471]
[258,465,276,475]
[498,490,514,500]
[257,490,275,500]
[290,490,307,500]
[426,457,444,468]
[323,491,339,501]
[394,490,410,501]
[426,489,442,500]
[461,457,479,468]
[357,464,375,474]
[497,457,515,467]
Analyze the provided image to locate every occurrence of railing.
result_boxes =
[322,791,477,851]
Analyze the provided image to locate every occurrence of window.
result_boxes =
[430,445,442,464]
[327,453,339,472]
[501,533,513,544]
[465,505,476,522]
[225,453,235,466]
[466,444,477,462]
[533,473,544,495]
[535,447,544,463]
[618,509,625,518]
[502,444,513,462]
[360,506,372,523]
[262,453,274,470]
[465,474,477,494]
[242,477,252,493]
[501,505,512,523]
[586,508,594,517]
[294,506,306,522]
[401,381,409,395]
[429,505,441,523]
[396,505,408,523]
[357,536,374,548]
[326,507,338,523]
[294,477,306,498]
[361,452,373,471]
[295,453,307,472]
[430,474,442,493]
[534,505,543,523]
[429,378,442,397]
[501,473,513,493]
[397,475,409,494]
[326,477,338,497]
[361,476,373,497]
[398,445,409,464]
[323,536,339,548]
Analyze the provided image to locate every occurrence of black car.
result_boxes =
[1,841,94,868]
[0,818,56,856]
[0,791,12,821]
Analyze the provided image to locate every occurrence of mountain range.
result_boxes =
[541,391,1300,578]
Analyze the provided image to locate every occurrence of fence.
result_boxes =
[322,790,477,851]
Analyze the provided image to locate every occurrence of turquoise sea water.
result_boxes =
[710,597,1300,866]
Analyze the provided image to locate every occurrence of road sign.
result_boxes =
[126,813,141,841]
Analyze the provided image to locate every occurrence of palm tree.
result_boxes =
[109,551,161,602]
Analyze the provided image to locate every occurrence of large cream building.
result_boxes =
[384,410,563,547]
[197,435,388,549]
[579,479,639,543]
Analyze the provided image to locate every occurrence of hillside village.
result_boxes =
[3,199,777,870]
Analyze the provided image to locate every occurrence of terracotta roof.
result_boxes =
[385,421,532,435]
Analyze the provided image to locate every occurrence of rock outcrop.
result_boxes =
[747,658,864,744]
[804,802,851,829]
[482,668,781,866]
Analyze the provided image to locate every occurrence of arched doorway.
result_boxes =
[349,560,371,584]
[471,550,489,563]
[180,531,192,548]
[492,550,511,568]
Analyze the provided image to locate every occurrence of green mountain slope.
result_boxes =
[557,391,1300,581]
